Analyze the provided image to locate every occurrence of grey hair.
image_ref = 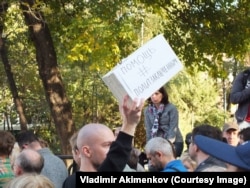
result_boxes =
[145,137,174,157]
[15,149,44,174]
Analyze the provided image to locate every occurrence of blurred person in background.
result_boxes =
[16,130,68,188]
[0,130,16,188]
[5,173,54,188]
[230,68,250,130]
[222,122,239,146]
[12,149,44,176]
[238,127,250,144]
[68,131,80,175]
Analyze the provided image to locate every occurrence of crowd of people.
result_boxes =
[1,70,250,187]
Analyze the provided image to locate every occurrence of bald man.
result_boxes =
[13,149,44,176]
[63,95,144,188]
[76,123,117,171]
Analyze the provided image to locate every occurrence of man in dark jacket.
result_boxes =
[63,95,145,187]
[230,69,250,130]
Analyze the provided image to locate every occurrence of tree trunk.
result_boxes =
[20,0,76,154]
[0,2,28,131]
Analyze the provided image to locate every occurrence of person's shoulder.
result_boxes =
[169,103,177,108]
[63,173,76,188]
[39,148,67,167]
[144,105,149,111]
[235,69,250,80]
[165,103,178,111]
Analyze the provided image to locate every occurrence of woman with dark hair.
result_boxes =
[144,87,184,158]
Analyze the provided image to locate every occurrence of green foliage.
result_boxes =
[1,0,249,153]
[141,0,250,77]
[166,69,229,137]
[30,124,62,154]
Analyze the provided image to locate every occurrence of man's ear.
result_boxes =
[193,144,199,152]
[154,151,162,158]
[21,143,30,150]
[14,165,23,176]
[82,146,91,157]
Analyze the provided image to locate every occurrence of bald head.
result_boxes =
[77,123,114,149]
[14,149,44,175]
[76,123,115,171]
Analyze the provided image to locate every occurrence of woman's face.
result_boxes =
[150,91,163,105]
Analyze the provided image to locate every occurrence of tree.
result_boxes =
[1,0,249,153]
[141,0,250,77]
[20,0,76,154]
[0,1,28,131]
